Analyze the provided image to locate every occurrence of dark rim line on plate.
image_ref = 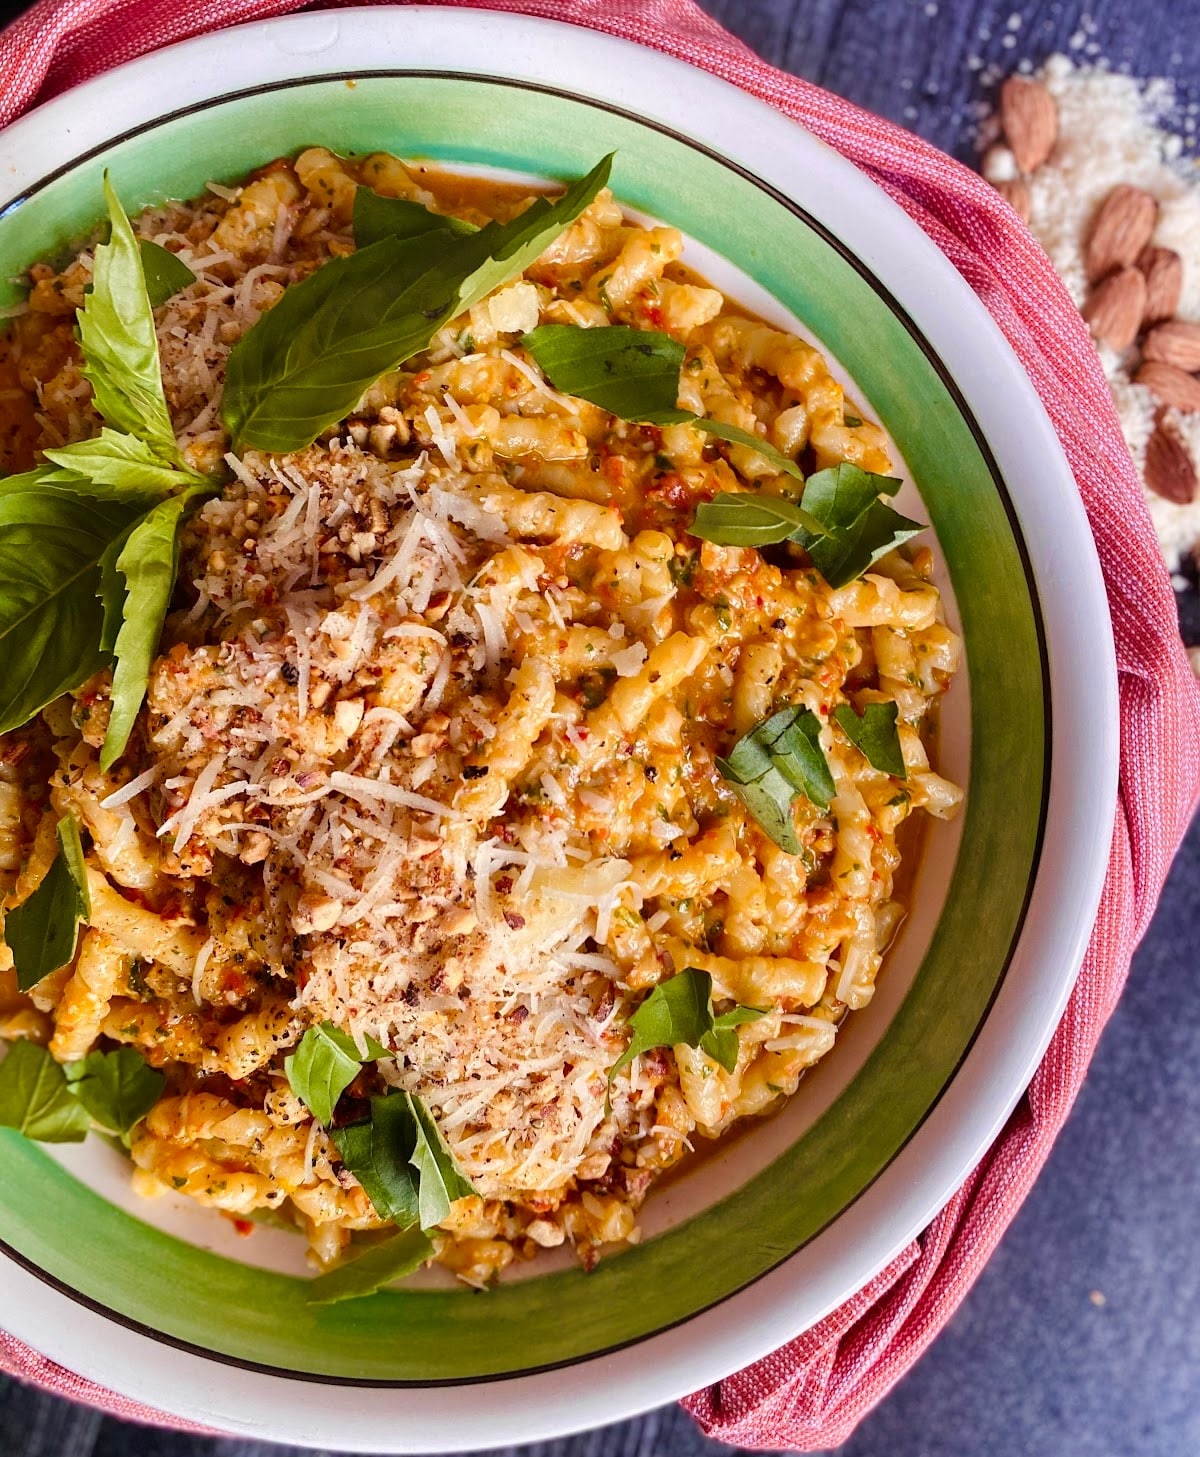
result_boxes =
[0,69,1052,1388]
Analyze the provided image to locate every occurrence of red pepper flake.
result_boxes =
[231,1218,255,1237]
[504,911,526,930]
[495,875,513,894]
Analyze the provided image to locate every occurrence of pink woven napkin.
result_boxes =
[2,0,1198,1447]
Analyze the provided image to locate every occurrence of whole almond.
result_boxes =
[992,176,1032,222]
[1142,320,1200,373]
[1137,246,1184,326]
[1000,77,1058,173]
[1082,267,1146,351]
[1085,185,1159,281]
[1144,418,1198,504]
[1136,361,1200,415]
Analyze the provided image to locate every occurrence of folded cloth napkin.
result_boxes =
[2,0,1198,1447]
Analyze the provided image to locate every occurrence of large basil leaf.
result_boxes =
[223,155,613,452]
[100,491,201,770]
[78,174,181,465]
[353,188,477,249]
[6,814,90,991]
[521,324,686,421]
[64,1046,165,1137]
[305,1228,434,1305]
[609,967,765,1084]
[0,484,141,735]
[0,1040,92,1143]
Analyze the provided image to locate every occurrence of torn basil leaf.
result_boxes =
[0,1040,92,1143]
[224,155,613,452]
[137,239,196,308]
[6,814,91,991]
[306,1227,434,1305]
[331,1090,475,1231]
[690,491,825,548]
[285,1022,389,1127]
[717,705,835,852]
[64,1046,165,1137]
[521,324,687,421]
[609,967,765,1084]
[796,463,924,589]
[353,188,478,249]
[832,700,907,778]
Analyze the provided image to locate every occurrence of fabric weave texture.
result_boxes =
[1,0,1198,1448]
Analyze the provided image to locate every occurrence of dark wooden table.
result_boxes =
[1,1,1198,1454]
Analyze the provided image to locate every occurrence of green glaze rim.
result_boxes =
[0,73,1047,1384]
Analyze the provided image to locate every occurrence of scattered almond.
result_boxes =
[1082,267,1146,351]
[1142,319,1200,373]
[1000,77,1058,173]
[1085,184,1159,281]
[1137,245,1184,327]
[992,177,1031,222]
[1144,415,1198,504]
[1136,361,1200,415]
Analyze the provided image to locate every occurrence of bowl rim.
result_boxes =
[0,6,1118,1449]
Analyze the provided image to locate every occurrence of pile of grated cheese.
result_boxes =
[983,55,1200,587]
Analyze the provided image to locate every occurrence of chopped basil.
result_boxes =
[64,1046,165,1138]
[609,967,766,1085]
[843,413,863,428]
[137,239,196,308]
[832,700,906,778]
[223,155,614,452]
[305,1227,434,1304]
[690,491,825,548]
[353,188,477,249]
[794,463,924,588]
[717,705,835,853]
[6,814,90,991]
[285,1021,389,1127]
[330,1090,475,1231]
[0,1040,91,1143]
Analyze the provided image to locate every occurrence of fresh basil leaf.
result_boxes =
[353,188,477,249]
[691,418,805,482]
[701,1004,768,1074]
[0,484,141,734]
[521,324,686,421]
[285,1022,388,1127]
[78,174,180,465]
[331,1094,422,1229]
[101,491,202,771]
[0,1039,92,1143]
[717,705,834,852]
[137,239,196,307]
[305,1227,434,1305]
[223,155,613,453]
[407,1092,476,1229]
[331,1090,475,1230]
[64,1046,164,1136]
[797,463,924,588]
[6,814,90,991]
[42,430,201,501]
[609,967,766,1084]
[690,491,825,548]
[832,700,907,778]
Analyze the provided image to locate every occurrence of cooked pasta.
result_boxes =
[0,149,962,1284]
